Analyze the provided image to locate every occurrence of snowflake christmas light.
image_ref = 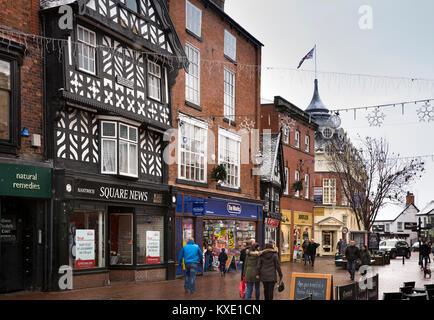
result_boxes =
[280,115,296,132]
[416,101,434,122]
[239,118,256,131]
[366,108,386,127]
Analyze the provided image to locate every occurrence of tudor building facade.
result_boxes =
[40,0,186,290]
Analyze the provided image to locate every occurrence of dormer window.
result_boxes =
[77,25,96,75]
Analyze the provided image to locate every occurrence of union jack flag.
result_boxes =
[297,47,315,69]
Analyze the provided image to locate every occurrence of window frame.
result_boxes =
[284,167,289,195]
[223,67,236,121]
[305,173,309,199]
[118,123,139,178]
[185,42,201,105]
[76,25,97,75]
[295,130,300,148]
[186,0,202,38]
[283,126,289,144]
[305,135,310,152]
[218,127,241,189]
[101,120,118,175]
[178,114,208,183]
[295,170,300,197]
[323,178,337,204]
[147,59,162,101]
[224,30,237,62]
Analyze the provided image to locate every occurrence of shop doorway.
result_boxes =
[0,199,34,293]
[109,207,134,266]
[322,231,334,254]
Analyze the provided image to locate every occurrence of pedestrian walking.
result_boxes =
[178,237,203,294]
[307,239,319,267]
[420,241,430,269]
[302,239,310,265]
[204,246,213,272]
[337,239,343,254]
[243,243,261,300]
[240,239,254,281]
[218,248,228,276]
[359,245,371,276]
[256,243,283,300]
[345,240,360,281]
[428,242,432,264]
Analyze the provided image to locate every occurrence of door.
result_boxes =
[0,211,24,292]
[322,231,332,253]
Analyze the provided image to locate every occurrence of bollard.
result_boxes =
[402,254,405,265]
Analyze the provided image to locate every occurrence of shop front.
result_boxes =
[292,211,314,261]
[57,175,173,290]
[264,217,280,247]
[175,195,262,275]
[280,210,291,262]
[0,162,52,293]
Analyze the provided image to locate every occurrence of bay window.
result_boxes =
[218,128,241,189]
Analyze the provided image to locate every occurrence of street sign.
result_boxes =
[342,227,349,234]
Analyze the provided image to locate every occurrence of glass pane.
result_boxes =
[119,124,128,139]
[69,211,105,269]
[119,141,128,174]
[126,0,138,12]
[102,139,116,172]
[137,216,164,265]
[129,143,138,175]
[0,90,10,140]
[0,60,11,89]
[102,122,116,137]
[110,214,133,265]
[129,127,137,142]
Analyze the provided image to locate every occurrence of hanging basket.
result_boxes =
[211,164,227,183]
[292,180,303,192]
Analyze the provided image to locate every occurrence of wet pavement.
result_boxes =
[0,255,432,300]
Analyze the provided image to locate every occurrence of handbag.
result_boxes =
[239,277,246,298]
[278,281,285,292]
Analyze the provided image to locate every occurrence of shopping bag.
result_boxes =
[239,277,246,298]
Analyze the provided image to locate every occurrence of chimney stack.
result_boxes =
[406,192,415,206]
[211,0,225,10]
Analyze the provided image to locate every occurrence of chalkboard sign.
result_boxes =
[368,232,380,250]
[337,282,356,300]
[290,273,333,300]
[356,284,367,300]
[367,274,379,300]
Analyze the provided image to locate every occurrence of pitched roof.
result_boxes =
[417,200,434,216]
[374,201,418,222]
[317,216,344,226]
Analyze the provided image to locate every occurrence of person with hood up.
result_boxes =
[256,243,283,300]
[243,243,261,300]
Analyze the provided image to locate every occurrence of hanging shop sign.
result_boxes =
[0,163,52,198]
[266,218,280,228]
[146,231,160,264]
[67,179,165,205]
[75,229,95,269]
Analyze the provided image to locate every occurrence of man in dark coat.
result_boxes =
[256,243,283,300]
[307,239,319,267]
[218,248,228,277]
[420,241,430,269]
[345,240,360,281]
[302,239,310,265]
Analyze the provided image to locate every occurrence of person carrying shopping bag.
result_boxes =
[256,243,283,300]
[243,243,261,300]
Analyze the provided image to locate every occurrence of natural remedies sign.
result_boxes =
[75,229,95,269]
[0,163,52,198]
[146,231,160,264]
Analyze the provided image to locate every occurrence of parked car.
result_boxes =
[379,239,411,259]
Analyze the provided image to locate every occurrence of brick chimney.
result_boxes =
[211,0,225,10]
[406,192,415,206]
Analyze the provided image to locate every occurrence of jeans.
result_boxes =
[303,254,310,265]
[310,255,316,267]
[263,281,276,300]
[219,264,226,274]
[347,260,357,280]
[421,256,429,269]
[204,256,211,272]
[184,263,198,293]
[244,281,260,300]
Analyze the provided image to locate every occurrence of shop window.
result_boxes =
[100,120,138,177]
[178,114,207,183]
[183,218,194,245]
[148,60,161,101]
[77,25,96,75]
[137,215,164,265]
[69,210,105,270]
[218,127,241,189]
[280,224,290,254]
[185,43,200,105]
[110,214,133,265]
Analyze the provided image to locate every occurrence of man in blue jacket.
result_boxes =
[178,237,203,294]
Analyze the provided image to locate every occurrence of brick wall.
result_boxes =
[0,0,44,159]
[167,0,262,200]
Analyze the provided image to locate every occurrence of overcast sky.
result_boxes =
[225,0,434,209]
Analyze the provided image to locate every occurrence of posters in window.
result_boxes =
[75,229,95,269]
[146,231,160,264]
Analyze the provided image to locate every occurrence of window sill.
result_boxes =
[223,117,236,127]
[176,178,208,188]
[186,29,203,42]
[224,54,238,66]
[0,143,19,155]
[185,100,202,111]
[216,185,241,193]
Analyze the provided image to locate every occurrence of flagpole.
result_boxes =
[315,44,317,80]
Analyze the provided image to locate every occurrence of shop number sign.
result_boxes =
[146,231,160,264]
[75,229,95,269]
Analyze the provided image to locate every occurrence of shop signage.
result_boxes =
[203,197,259,220]
[70,180,165,205]
[293,212,313,225]
[0,217,16,243]
[337,282,356,300]
[75,229,95,269]
[372,225,385,232]
[290,273,333,300]
[404,222,417,230]
[0,163,52,198]
[227,203,242,215]
[368,232,380,250]
[336,274,378,300]
[266,218,280,227]
[146,231,160,264]
[192,201,206,216]
[314,187,323,204]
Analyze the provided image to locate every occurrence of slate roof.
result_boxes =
[374,201,418,222]
[417,200,434,216]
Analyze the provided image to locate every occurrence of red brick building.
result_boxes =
[0,0,51,293]
[166,0,264,273]
[261,96,318,262]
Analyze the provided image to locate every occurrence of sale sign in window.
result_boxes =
[146,231,160,264]
[75,229,95,269]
